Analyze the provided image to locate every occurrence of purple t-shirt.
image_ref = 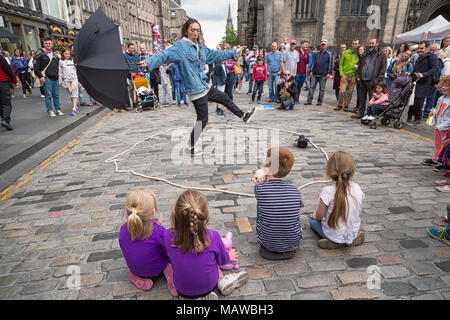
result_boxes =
[163,228,229,296]
[119,219,168,278]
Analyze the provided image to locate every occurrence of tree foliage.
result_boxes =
[222,29,238,47]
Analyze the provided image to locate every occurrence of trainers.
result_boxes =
[217,271,248,296]
[202,292,219,300]
[367,116,375,121]
[71,107,79,116]
[362,115,369,121]
[345,231,365,247]
[334,106,343,111]
[434,164,446,172]
[23,94,27,99]
[40,94,45,98]
[318,239,344,249]
[243,107,257,124]
[304,101,311,105]
[56,109,64,116]
[1,120,13,131]
[351,113,363,119]
[422,159,438,166]
[428,228,450,245]
[48,110,56,117]
[435,179,450,186]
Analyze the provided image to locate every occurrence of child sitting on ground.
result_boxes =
[164,190,248,299]
[422,76,450,174]
[362,82,390,123]
[428,203,450,245]
[119,189,178,296]
[309,151,365,249]
[253,147,304,260]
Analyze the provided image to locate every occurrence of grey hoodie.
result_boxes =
[431,95,450,131]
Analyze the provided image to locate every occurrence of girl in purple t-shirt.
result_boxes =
[164,190,248,299]
[119,189,178,296]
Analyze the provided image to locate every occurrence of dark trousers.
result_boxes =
[225,72,235,101]
[247,74,253,93]
[150,79,159,101]
[408,97,425,121]
[358,80,374,116]
[190,87,245,148]
[0,81,12,123]
[19,72,32,95]
[252,80,264,102]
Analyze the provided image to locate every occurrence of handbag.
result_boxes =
[41,53,54,78]
[296,135,310,148]
[234,62,242,75]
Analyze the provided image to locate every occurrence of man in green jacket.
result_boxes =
[335,40,360,111]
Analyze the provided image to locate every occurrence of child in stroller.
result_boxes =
[362,82,390,124]
[132,73,160,112]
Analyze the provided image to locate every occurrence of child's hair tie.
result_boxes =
[193,232,198,237]
[131,210,138,215]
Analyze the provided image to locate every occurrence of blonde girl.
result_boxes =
[59,49,79,116]
[163,190,247,299]
[309,151,365,249]
[119,189,178,296]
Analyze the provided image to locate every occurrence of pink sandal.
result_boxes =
[163,264,178,297]
[128,271,153,291]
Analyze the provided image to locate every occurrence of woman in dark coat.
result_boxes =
[333,53,342,101]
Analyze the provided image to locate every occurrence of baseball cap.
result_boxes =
[290,39,297,44]
[321,39,328,44]
[253,45,258,50]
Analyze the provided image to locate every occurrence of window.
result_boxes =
[295,0,316,20]
[340,0,371,17]
[29,0,36,11]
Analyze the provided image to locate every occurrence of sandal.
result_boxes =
[435,179,450,186]
[128,271,153,291]
[436,185,450,193]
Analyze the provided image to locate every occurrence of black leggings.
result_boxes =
[19,72,32,94]
[190,87,245,148]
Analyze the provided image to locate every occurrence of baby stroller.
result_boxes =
[131,73,160,113]
[362,75,418,130]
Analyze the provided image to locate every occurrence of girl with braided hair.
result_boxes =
[164,190,248,299]
[119,190,178,296]
[309,151,365,249]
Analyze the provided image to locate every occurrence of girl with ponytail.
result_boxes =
[164,190,248,299]
[119,190,178,296]
[309,151,365,249]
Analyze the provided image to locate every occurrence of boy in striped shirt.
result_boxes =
[253,147,304,260]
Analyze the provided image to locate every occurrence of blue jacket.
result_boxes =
[386,60,413,86]
[124,52,139,75]
[171,63,183,82]
[310,50,334,76]
[144,38,237,96]
[10,57,29,74]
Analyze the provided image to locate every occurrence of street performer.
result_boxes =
[137,19,257,156]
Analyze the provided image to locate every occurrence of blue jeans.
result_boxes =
[307,74,327,104]
[174,81,186,104]
[295,74,307,102]
[244,66,249,82]
[447,203,450,231]
[252,80,264,102]
[268,72,280,102]
[366,104,387,117]
[309,217,328,239]
[44,78,61,112]
[281,98,294,109]
[423,86,437,117]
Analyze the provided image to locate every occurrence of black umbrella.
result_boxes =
[74,9,130,109]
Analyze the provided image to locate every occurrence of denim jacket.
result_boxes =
[144,38,237,96]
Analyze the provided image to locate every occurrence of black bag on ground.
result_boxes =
[296,135,309,148]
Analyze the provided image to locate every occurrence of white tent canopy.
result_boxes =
[395,15,450,44]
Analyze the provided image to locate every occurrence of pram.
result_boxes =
[361,75,418,130]
[131,73,160,112]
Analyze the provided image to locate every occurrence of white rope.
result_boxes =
[104,124,331,197]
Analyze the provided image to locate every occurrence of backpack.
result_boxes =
[432,59,443,85]
[296,135,309,148]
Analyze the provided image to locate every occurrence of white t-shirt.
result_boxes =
[319,182,364,244]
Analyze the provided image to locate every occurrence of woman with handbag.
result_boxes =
[235,52,245,94]
[224,43,237,101]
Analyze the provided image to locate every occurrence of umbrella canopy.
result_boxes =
[74,9,130,109]
[395,15,450,44]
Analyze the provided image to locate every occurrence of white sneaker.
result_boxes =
[367,116,375,121]
[56,109,64,116]
[201,292,218,300]
[217,271,248,296]
[362,115,369,121]
[48,110,56,117]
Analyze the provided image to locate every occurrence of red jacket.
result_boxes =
[0,55,17,84]
[252,64,267,81]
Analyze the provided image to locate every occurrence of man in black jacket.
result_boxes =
[0,53,17,130]
[408,41,440,125]
[34,38,63,117]
[352,39,387,119]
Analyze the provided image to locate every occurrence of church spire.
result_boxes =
[226,1,234,31]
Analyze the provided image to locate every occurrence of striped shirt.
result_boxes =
[255,180,304,252]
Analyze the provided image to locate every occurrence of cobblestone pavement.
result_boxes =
[0,82,449,300]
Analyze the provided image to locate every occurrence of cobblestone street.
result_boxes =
[0,82,449,300]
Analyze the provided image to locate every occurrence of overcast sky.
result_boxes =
[182,0,237,48]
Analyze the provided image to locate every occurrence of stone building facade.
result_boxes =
[237,0,450,51]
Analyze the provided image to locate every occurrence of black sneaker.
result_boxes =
[422,159,438,166]
[1,120,13,131]
[304,101,311,105]
[243,107,257,124]
[317,102,322,106]
[434,165,445,172]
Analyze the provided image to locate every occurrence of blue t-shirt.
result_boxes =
[255,180,304,252]
[265,51,282,73]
